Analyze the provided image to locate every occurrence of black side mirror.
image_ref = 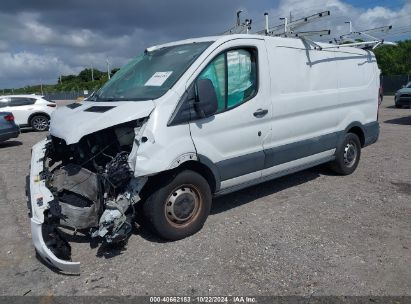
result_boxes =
[194,79,218,118]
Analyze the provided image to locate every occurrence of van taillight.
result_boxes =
[47,104,56,107]
[4,114,14,121]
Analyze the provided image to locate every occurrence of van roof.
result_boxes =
[147,34,369,56]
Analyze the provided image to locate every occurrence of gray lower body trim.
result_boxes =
[207,123,377,195]
[363,121,379,147]
[264,131,340,168]
[216,150,335,196]
[216,150,265,181]
[215,131,340,183]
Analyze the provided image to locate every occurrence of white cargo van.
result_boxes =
[28,34,380,272]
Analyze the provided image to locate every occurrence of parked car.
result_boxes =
[0,95,56,131]
[28,35,380,273]
[395,82,411,108]
[0,112,20,143]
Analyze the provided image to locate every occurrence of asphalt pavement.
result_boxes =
[0,96,410,296]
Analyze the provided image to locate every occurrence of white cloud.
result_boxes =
[0,1,410,88]
[262,0,411,39]
[0,52,78,87]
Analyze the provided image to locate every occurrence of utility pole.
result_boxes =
[106,57,111,79]
[40,80,43,95]
[91,64,94,82]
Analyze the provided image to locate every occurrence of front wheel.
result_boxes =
[330,133,361,175]
[30,115,49,131]
[143,170,212,240]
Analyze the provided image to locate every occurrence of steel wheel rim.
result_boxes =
[32,117,49,131]
[165,185,201,228]
[344,141,357,167]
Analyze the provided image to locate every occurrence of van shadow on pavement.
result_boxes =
[385,115,411,125]
[0,140,22,148]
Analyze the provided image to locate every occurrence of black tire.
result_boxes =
[143,170,212,240]
[330,133,361,175]
[30,115,49,131]
[395,103,402,108]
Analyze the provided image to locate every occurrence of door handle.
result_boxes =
[253,108,268,117]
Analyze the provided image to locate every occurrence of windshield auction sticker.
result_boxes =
[144,71,173,86]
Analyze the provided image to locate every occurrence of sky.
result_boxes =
[0,0,410,89]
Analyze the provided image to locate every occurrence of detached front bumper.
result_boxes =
[28,139,80,273]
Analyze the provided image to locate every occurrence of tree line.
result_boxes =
[374,40,411,75]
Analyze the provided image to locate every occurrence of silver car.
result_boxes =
[395,82,411,108]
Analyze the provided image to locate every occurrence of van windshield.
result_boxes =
[93,42,212,102]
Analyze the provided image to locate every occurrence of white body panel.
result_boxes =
[188,38,272,182]
[49,100,155,144]
[45,34,379,189]
[265,38,378,151]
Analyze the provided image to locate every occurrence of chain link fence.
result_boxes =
[381,75,411,95]
[43,90,92,100]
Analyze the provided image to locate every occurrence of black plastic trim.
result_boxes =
[363,121,379,147]
[216,150,265,181]
[84,106,115,113]
[197,154,222,192]
[66,103,82,109]
[264,131,341,169]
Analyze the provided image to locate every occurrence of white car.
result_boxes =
[28,34,380,272]
[0,94,56,131]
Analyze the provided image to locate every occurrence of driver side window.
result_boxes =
[198,48,257,113]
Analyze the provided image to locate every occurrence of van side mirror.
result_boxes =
[402,85,405,88]
[194,79,218,118]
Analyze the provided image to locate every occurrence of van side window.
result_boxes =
[198,54,226,111]
[198,48,257,113]
[227,49,256,108]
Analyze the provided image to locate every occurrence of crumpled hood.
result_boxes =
[50,100,155,144]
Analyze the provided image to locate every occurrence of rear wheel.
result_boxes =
[330,133,361,175]
[143,170,212,240]
[395,103,402,108]
[30,115,49,131]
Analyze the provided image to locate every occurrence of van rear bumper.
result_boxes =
[28,139,80,273]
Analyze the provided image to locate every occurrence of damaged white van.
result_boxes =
[28,34,380,273]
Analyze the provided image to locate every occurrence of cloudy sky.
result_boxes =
[0,0,410,89]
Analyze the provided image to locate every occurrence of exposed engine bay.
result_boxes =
[39,119,148,264]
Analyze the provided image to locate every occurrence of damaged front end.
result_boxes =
[28,119,148,273]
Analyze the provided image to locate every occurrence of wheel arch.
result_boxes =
[28,112,50,125]
[344,122,365,147]
[140,159,220,200]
